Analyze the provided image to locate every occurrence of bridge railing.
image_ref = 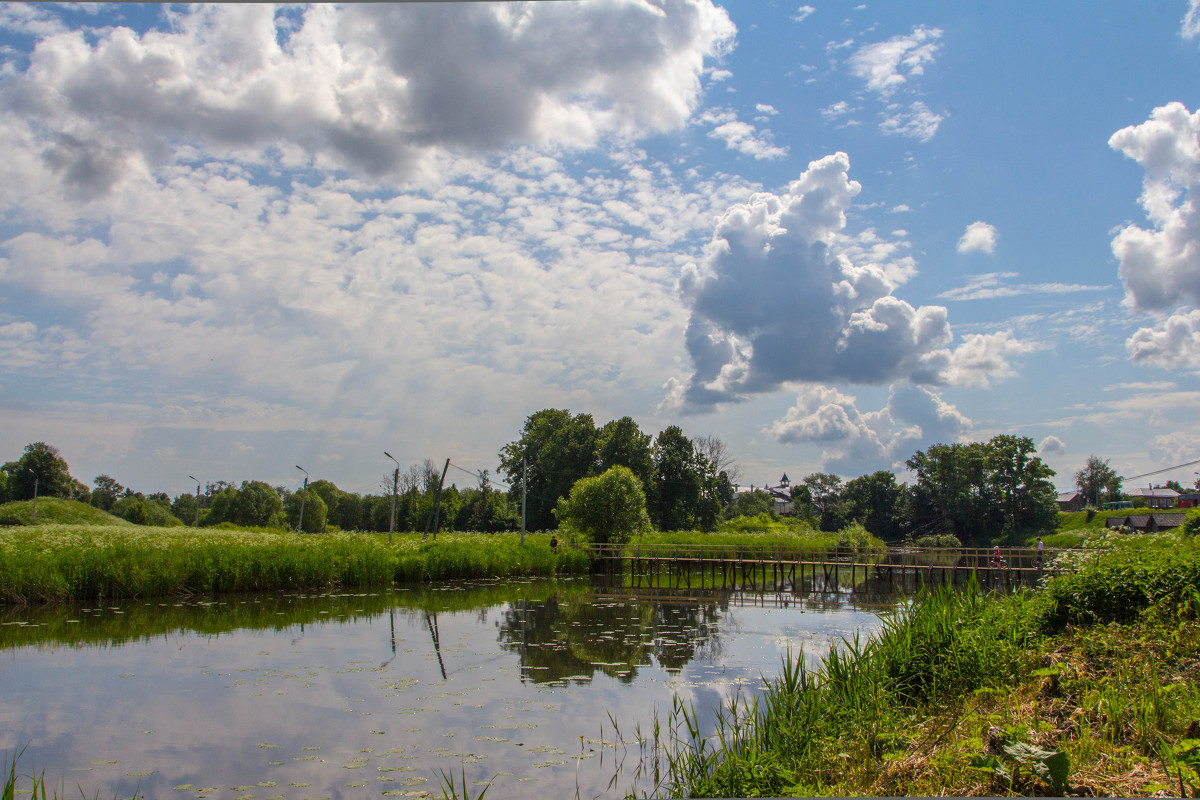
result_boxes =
[581,542,1068,570]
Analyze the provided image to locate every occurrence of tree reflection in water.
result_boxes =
[497,590,725,683]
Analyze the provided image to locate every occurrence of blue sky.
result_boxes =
[1,1,1199,499]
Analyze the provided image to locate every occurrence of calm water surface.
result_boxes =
[0,579,893,800]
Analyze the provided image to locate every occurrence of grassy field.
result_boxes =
[0,500,887,604]
[652,531,1200,798]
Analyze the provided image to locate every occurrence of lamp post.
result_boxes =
[27,468,38,524]
[296,465,309,533]
[384,451,400,545]
[188,475,201,528]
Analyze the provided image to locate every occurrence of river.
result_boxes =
[0,578,894,800]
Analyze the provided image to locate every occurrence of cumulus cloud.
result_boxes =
[669,152,1028,411]
[1109,102,1200,312]
[847,25,942,98]
[1126,309,1200,368]
[792,6,816,24]
[1109,103,1200,368]
[1038,435,1066,455]
[957,221,998,254]
[2,2,737,193]
[767,383,971,474]
[702,108,788,160]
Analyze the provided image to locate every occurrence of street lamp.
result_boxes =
[27,468,38,524]
[296,465,309,533]
[384,451,400,545]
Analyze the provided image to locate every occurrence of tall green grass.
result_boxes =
[0,527,587,603]
[664,580,1041,797]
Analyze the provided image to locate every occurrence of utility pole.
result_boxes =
[384,451,399,545]
[423,458,450,542]
[189,475,201,528]
[296,465,309,533]
[520,458,527,545]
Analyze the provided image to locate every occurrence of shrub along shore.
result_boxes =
[656,533,1200,797]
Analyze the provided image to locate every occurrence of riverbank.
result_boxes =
[658,532,1200,797]
[0,521,885,604]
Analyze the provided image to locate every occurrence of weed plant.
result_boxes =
[652,533,1200,797]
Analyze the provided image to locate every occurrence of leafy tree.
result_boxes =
[907,436,1056,545]
[499,409,598,530]
[652,426,704,531]
[91,474,125,511]
[307,479,342,527]
[802,472,850,531]
[907,442,992,543]
[1074,455,1121,506]
[172,491,199,525]
[554,465,650,546]
[987,434,1057,542]
[205,485,239,526]
[723,489,777,520]
[230,480,285,528]
[111,495,149,524]
[597,416,654,495]
[1163,479,1185,493]
[5,442,77,500]
[842,470,908,541]
[284,489,327,533]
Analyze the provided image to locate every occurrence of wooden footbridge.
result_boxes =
[584,543,1076,594]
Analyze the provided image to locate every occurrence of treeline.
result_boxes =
[0,423,1065,545]
[0,443,516,534]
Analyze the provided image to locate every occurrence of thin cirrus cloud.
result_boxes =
[1109,102,1200,369]
[937,273,1112,302]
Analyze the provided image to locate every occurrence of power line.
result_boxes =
[1121,457,1200,484]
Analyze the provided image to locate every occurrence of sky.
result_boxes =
[1,1,1199,500]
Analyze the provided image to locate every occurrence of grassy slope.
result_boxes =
[0,498,132,526]
[661,532,1200,798]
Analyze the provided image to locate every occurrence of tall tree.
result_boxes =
[801,472,849,531]
[652,426,703,531]
[90,474,125,511]
[693,434,741,487]
[498,409,598,530]
[4,442,77,500]
[1074,455,1122,507]
[597,416,654,494]
[842,470,907,541]
[230,480,285,527]
[907,436,1056,544]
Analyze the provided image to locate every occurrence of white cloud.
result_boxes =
[1184,0,1200,40]
[1109,103,1200,371]
[879,100,944,142]
[847,25,942,98]
[1038,435,1066,455]
[2,2,737,193]
[792,6,816,23]
[706,117,788,160]
[937,272,1111,301]
[1109,102,1200,313]
[671,153,1029,411]
[767,383,971,474]
[1126,309,1200,369]
[957,221,998,254]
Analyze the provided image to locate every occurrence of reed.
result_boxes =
[0,526,587,603]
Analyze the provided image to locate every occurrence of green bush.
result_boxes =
[554,465,650,546]
[913,533,962,548]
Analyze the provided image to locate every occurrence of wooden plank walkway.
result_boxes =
[583,543,1075,594]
